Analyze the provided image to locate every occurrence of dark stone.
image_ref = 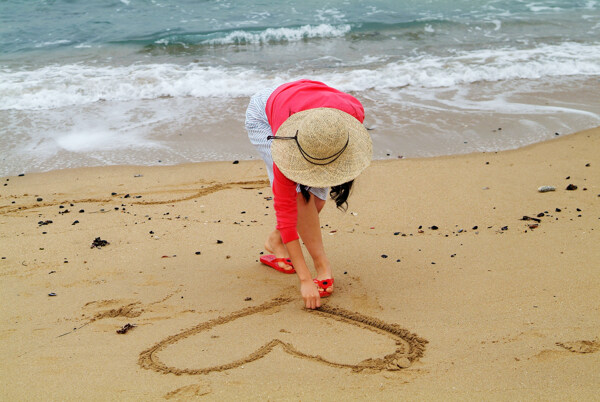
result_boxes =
[244,297,252,301]
[472,226,478,230]
[501,226,508,230]
[217,240,223,244]
[394,232,400,235]
[537,212,545,217]
[91,237,109,249]
[195,251,201,255]
[111,192,117,196]
[36,197,43,202]
[18,173,24,176]
[233,160,239,164]
[72,220,79,225]
[566,184,578,191]
[431,225,438,230]
[381,254,388,258]
[79,209,85,213]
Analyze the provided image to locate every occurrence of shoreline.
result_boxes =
[2,121,599,181]
[1,126,599,399]
[2,75,599,178]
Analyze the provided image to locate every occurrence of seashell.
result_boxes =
[537,185,556,193]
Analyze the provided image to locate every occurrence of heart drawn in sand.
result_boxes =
[138,297,427,375]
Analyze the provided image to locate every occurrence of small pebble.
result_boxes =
[381,254,388,258]
[555,208,561,212]
[431,225,438,230]
[233,160,239,164]
[244,297,252,301]
[501,226,508,231]
[217,240,223,244]
[566,184,577,191]
[48,293,57,296]
[195,251,201,255]
[36,197,43,202]
[472,226,478,230]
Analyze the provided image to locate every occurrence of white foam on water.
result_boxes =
[2,42,598,111]
[34,39,71,48]
[53,128,158,153]
[199,24,351,45]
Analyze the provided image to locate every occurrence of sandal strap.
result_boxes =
[272,257,292,264]
[313,278,334,288]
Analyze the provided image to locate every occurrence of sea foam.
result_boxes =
[1,42,599,111]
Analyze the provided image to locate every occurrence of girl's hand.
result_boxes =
[300,279,321,309]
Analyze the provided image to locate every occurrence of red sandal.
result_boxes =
[313,278,334,297]
[260,254,296,274]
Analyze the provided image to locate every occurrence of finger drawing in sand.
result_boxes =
[139,297,427,375]
[246,80,372,309]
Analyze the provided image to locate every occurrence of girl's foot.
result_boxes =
[313,278,334,297]
[314,259,334,295]
[264,230,294,272]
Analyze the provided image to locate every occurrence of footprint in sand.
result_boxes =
[164,381,212,399]
[138,297,427,375]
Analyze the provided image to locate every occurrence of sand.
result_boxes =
[1,128,599,400]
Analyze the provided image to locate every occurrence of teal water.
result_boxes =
[0,0,599,175]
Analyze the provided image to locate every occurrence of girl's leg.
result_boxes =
[296,193,333,293]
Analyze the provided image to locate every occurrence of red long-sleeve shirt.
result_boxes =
[266,80,365,243]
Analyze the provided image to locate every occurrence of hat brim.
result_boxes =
[271,108,372,188]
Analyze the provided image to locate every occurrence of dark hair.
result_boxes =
[299,180,354,211]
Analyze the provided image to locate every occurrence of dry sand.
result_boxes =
[1,128,599,400]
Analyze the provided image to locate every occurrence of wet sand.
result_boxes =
[1,127,599,400]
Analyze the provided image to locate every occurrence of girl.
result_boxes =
[245,79,372,309]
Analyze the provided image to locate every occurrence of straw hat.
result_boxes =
[270,108,372,188]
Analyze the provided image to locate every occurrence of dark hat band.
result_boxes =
[267,130,349,166]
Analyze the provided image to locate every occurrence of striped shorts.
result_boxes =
[245,87,329,201]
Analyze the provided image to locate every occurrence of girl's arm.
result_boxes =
[272,164,321,308]
[286,239,321,309]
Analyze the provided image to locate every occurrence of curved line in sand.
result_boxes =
[138,297,428,375]
[0,180,269,214]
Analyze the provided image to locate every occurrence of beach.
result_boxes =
[1,127,599,400]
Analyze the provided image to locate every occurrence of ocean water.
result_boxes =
[1,0,599,176]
